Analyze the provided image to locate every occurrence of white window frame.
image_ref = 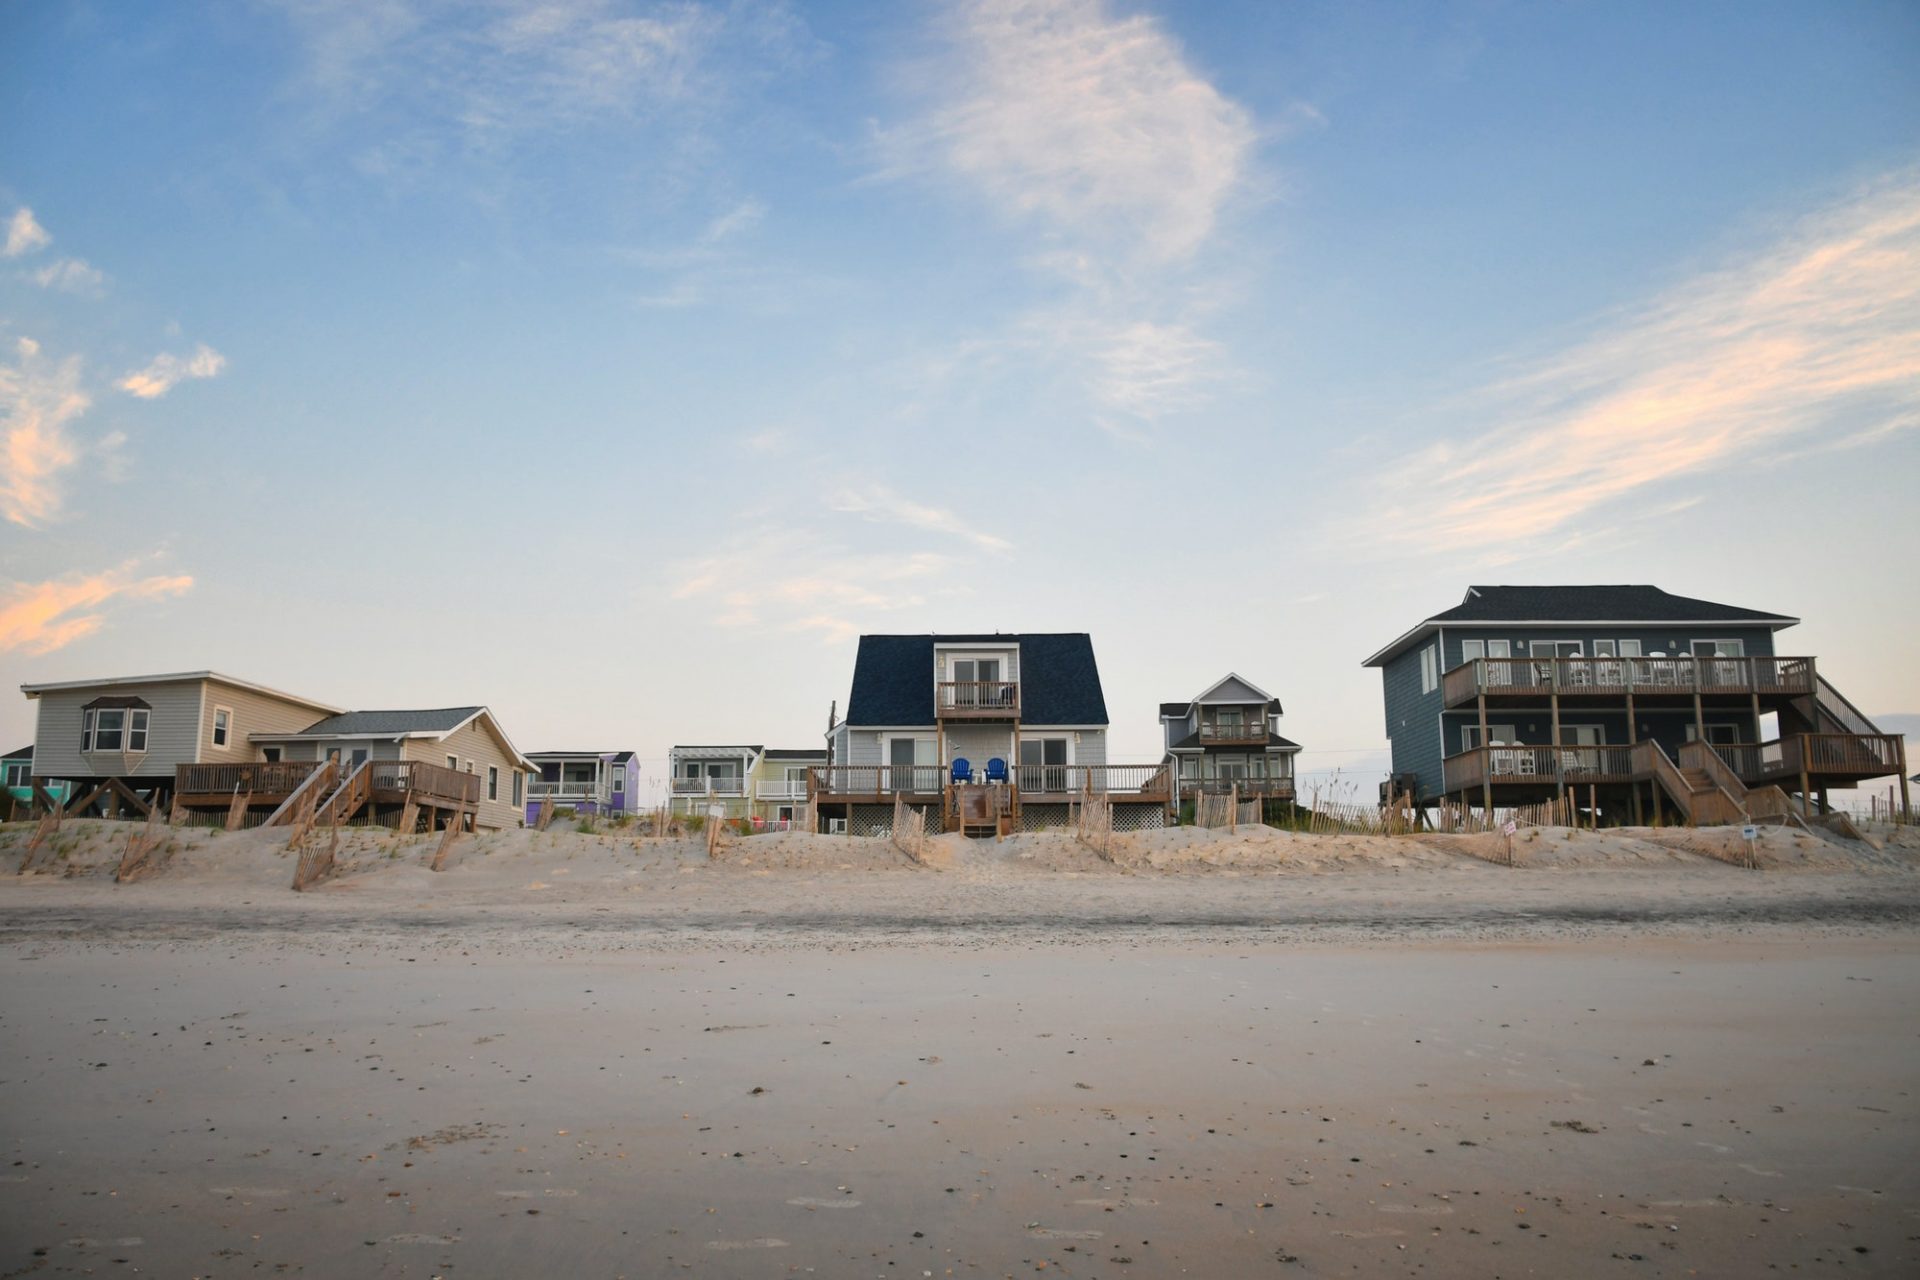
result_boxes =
[94,707,127,752]
[1691,639,1745,657]
[211,706,233,750]
[1593,640,1617,658]
[446,754,459,771]
[1686,722,1746,745]
[611,774,624,794]
[1419,645,1438,694]
[127,708,149,752]
[1557,724,1606,746]
[80,708,95,753]
[4,761,29,787]
[512,771,524,806]
[1487,639,1511,658]
[487,766,499,801]
[1461,639,1485,662]
[262,746,282,763]
[1618,639,1643,657]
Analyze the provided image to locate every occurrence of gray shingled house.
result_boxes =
[1159,673,1301,810]
[817,633,1171,836]
[1364,585,1908,824]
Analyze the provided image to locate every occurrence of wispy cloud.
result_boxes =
[272,0,810,144]
[31,257,106,295]
[671,532,962,642]
[883,0,1262,429]
[701,197,766,244]
[0,338,89,528]
[3,207,51,258]
[119,344,227,400]
[896,0,1253,263]
[0,562,194,655]
[1368,174,1920,556]
[828,485,1012,554]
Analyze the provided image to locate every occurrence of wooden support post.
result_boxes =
[225,788,249,832]
[1477,692,1492,818]
[1899,738,1911,824]
[104,777,152,818]
[1650,779,1662,827]
[1550,687,1565,806]
[65,782,107,817]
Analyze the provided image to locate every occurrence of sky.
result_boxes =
[2,0,1918,806]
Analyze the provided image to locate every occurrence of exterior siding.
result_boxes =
[29,677,332,781]
[1198,676,1267,704]
[399,717,527,831]
[30,679,204,779]
[1381,643,1445,799]
[202,679,334,763]
[945,725,1013,770]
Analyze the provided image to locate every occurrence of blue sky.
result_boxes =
[3,0,1917,800]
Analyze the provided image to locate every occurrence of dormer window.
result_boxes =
[82,698,151,753]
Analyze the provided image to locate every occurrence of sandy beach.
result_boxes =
[2,820,1917,1277]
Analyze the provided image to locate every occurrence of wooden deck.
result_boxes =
[1441,732,1905,794]
[1442,655,1815,706]
[175,759,479,813]
[936,680,1020,720]
[810,763,1171,806]
[1194,722,1270,745]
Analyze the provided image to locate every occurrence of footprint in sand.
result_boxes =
[65,1238,144,1248]
[787,1197,861,1209]
[1029,1228,1103,1240]
[1379,1204,1453,1215]
[707,1238,788,1249]
[386,1234,460,1245]
[1694,1141,1732,1154]
[211,1187,290,1198]
[1738,1164,1783,1178]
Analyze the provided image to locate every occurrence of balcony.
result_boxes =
[1177,775,1296,800]
[1195,720,1269,745]
[530,779,602,800]
[1442,744,1636,793]
[937,680,1020,720]
[175,758,480,810]
[756,780,810,801]
[1711,734,1905,784]
[1442,655,1814,707]
[1440,732,1905,794]
[671,776,746,797]
[176,760,322,804]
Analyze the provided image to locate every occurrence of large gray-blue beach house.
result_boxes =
[1364,585,1909,824]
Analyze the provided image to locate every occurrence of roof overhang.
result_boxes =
[20,670,345,714]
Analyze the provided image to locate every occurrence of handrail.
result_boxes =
[264,759,338,827]
[1443,655,1817,704]
[936,680,1020,715]
[177,760,321,796]
[1196,721,1268,743]
[316,758,374,826]
[809,765,946,795]
[1678,741,1748,816]
[1813,677,1881,736]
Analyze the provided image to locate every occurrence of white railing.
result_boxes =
[530,779,601,798]
[756,780,810,800]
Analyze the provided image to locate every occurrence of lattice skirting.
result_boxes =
[847,804,940,837]
[1111,803,1167,833]
[1018,804,1071,833]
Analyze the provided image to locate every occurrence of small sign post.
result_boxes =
[1502,818,1518,866]
[1741,823,1758,870]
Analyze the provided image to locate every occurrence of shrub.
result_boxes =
[684,813,707,833]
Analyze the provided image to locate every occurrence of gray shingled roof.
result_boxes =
[295,707,483,736]
[1431,585,1794,625]
[763,748,827,760]
[844,634,1108,727]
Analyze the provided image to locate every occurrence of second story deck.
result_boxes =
[811,762,1170,803]
[1443,655,1814,707]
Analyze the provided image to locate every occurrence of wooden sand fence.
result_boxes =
[292,820,341,891]
[891,792,931,866]
[114,803,171,883]
[19,804,62,874]
[430,812,466,872]
[1071,783,1115,861]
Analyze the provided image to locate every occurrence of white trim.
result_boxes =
[19,670,345,713]
[1189,671,1277,706]
[210,704,235,752]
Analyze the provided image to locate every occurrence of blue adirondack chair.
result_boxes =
[984,757,1008,784]
[950,757,974,784]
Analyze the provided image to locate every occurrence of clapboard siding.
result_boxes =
[29,679,204,779]
[399,715,527,831]
[1381,643,1444,799]
[201,679,333,761]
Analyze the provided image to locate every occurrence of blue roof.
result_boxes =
[844,633,1108,726]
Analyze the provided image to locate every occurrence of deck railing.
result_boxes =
[671,776,746,796]
[1017,763,1171,797]
[936,681,1020,716]
[176,761,321,797]
[808,765,946,796]
[1196,721,1268,744]
[377,760,480,806]
[1178,775,1295,798]
[1442,744,1636,792]
[1710,734,1904,781]
[530,779,601,798]
[1443,655,1815,705]
[756,780,811,800]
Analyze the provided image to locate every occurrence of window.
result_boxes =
[512,771,524,805]
[262,746,282,763]
[1593,640,1616,658]
[1687,723,1744,745]
[1461,724,1518,750]
[95,708,126,752]
[1420,645,1438,694]
[81,709,94,752]
[3,761,28,787]
[211,707,232,749]
[487,766,499,801]
[611,774,624,794]
[1692,639,1744,657]
[685,761,703,779]
[1462,640,1484,662]
[1558,725,1606,745]
[447,754,459,771]
[1487,639,1511,658]
[1619,640,1642,658]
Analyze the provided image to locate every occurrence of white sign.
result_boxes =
[1741,824,1758,841]
[1502,820,1517,836]
[709,805,725,819]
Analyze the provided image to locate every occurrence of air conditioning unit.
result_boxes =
[827,817,848,835]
